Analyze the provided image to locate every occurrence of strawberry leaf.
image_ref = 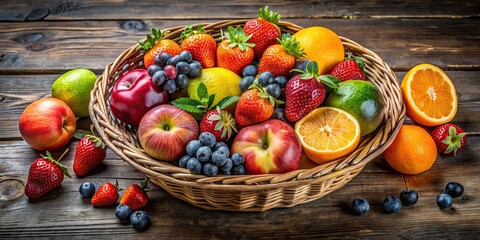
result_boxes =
[74,129,91,140]
[208,114,222,121]
[217,96,239,109]
[171,98,205,113]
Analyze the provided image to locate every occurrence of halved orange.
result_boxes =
[294,107,361,164]
[401,63,458,126]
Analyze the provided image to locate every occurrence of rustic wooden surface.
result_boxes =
[1,0,479,238]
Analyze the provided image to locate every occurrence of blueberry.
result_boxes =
[175,61,190,75]
[178,155,191,168]
[352,198,369,216]
[274,76,288,88]
[186,140,202,157]
[221,158,233,172]
[115,204,133,222]
[175,74,189,89]
[231,153,244,166]
[222,170,232,175]
[157,52,171,67]
[152,70,167,86]
[167,55,182,66]
[266,83,281,98]
[294,59,310,72]
[79,182,96,198]
[400,189,419,206]
[147,64,162,77]
[211,150,227,166]
[186,157,203,174]
[436,193,453,209]
[232,165,245,175]
[199,132,216,148]
[202,163,218,177]
[188,61,202,78]
[130,210,150,231]
[445,182,464,198]
[196,146,212,162]
[216,146,230,157]
[242,64,258,77]
[382,196,402,214]
[179,50,193,63]
[272,107,287,122]
[258,72,274,87]
[163,65,177,79]
[163,79,177,94]
[239,76,255,91]
[213,142,229,152]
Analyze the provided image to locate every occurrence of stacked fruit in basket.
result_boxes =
[104,6,387,176]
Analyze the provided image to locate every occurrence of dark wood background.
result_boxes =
[1,1,479,238]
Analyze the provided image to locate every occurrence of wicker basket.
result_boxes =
[89,20,405,211]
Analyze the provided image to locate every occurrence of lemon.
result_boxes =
[187,67,241,106]
[52,68,97,117]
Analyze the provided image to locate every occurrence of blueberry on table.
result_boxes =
[242,64,258,77]
[186,140,202,157]
[199,132,216,148]
[79,182,96,198]
[352,198,369,216]
[445,182,464,198]
[115,204,133,223]
[187,157,203,175]
[130,210,151,231]
[382,196,402,214]
[436,193,453,209]
[400,189,419,206]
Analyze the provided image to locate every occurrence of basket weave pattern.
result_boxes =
[90,20,406,211]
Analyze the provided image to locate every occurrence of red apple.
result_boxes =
[231,119,302,174]
[110,69,168,127]
[19,98,76,151]
[138,104,199,161]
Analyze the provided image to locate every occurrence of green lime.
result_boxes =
[52,68,97,118]
[324,80,384,136]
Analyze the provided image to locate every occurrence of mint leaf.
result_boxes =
[207,94,216,109]
[317,75,340,89]
[306,61,319,75]
[171,98,205,113]
[197,82,208,99]
[217,96,240,109]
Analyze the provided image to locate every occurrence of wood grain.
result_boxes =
[1,0,479,22]
[0,137,478,238]
[0,19,479,73]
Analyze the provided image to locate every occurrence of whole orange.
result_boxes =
[383,125,437,175]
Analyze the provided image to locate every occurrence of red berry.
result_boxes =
[200,107,237,142]
[430,123,467,155]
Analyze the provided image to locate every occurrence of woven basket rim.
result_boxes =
[89,20,406,210]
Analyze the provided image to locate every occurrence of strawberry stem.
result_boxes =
[258,6,280,24]
[137,28,165,52]
[180,24,206,40]
[277,33,305,59]
[40,149,71,178]
[223,26,255,51]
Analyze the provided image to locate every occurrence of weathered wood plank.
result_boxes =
[0,19,479,73]
[1,71,479,139]
[0,137,478,238]
[1,0,479,22]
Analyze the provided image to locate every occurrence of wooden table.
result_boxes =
[1,1,479,238]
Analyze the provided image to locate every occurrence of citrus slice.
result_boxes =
[401,63,458,126]
[294,106,361,164]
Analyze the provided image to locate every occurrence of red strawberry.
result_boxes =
[217,26,255,75]
[235,84,282,127]
[330,54,366,81]
[431,123,467,156]
[25,150,71,199]
[73,132,106,177]
[119,179,149,210]
[180,24,216,68]
[258,33,305,77]
[138,28,182,69]
[91,181,121,207]
[200,106,237,142]
[243,6,281,59]
[285,61,338,122]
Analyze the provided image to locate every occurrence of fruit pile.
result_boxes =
[102,6,387,176]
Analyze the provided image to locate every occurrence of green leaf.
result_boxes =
[171,98,205,113]
[217,96,240,109]
[306,61,319,75]
[197,82,208,99]
[74,129,91,140]
[317,75,340,89]
[207,94,216,109]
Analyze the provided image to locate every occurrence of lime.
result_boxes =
[324,80,384,136]
[187,67,241,106]
[52,68,97,117]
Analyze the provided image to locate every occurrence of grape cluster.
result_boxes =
[239,65,287,99]
[147,50,202,94]
[179,132,245,176]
